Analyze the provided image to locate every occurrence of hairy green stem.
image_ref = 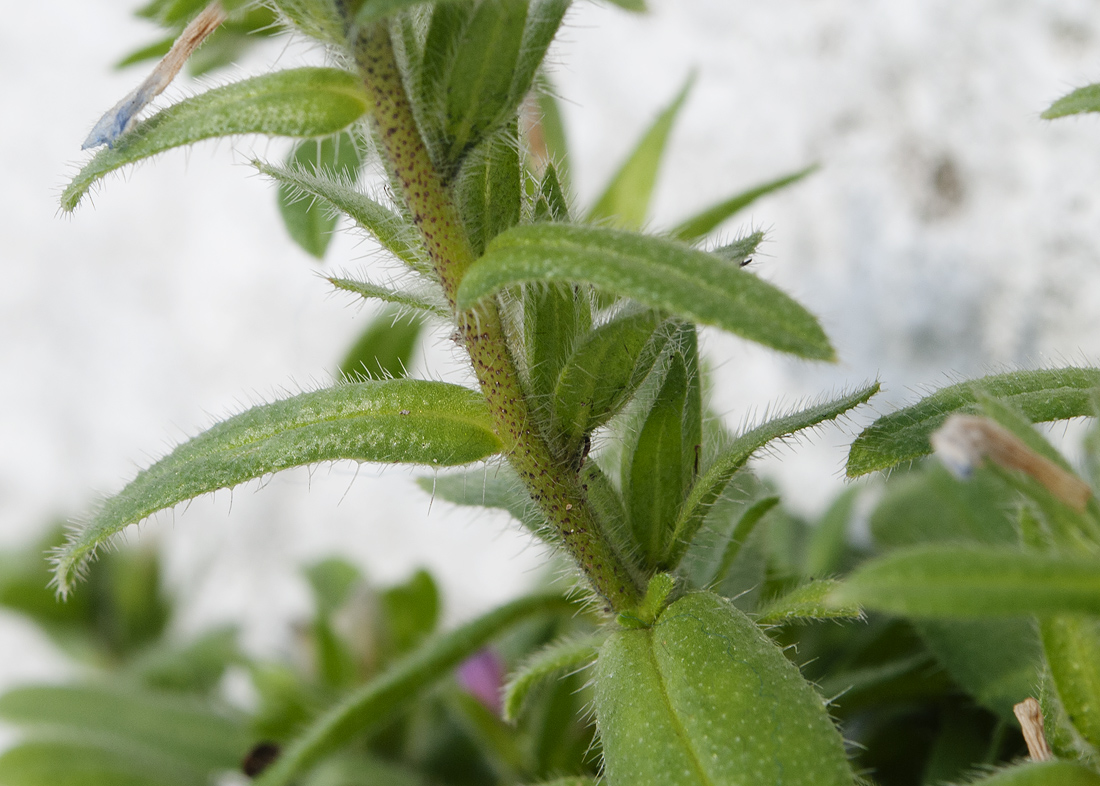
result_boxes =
[354,24,642,610]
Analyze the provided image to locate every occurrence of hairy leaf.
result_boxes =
[55,380,502,594]
[835,545,1100,617]
[670,165,819,243]
[457,223,836,359]
[278,133,363,259]
[253,592,574,786]
[64,68,368,211]
[524,285,592,419]
[666,383,879,569]
[256,161,426,272]
[1043,84,1100,119]
[595,592,852,786]
[756,579,861,624]
[847,367,1100,477]
[328,277,449,318]
[1042,615,1100,752]
[587,75,692,230]
[456,122,523,256]
[962,761,1100,785]
[417,466,549,540]
[339,308,424,381]
[271,0,346,45]
[502,634,600,722]
[706,495,779,588]
[357,0,464,25]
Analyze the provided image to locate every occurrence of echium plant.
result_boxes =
[19,1,1100,785]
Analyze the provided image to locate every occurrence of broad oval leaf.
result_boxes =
[846,367,1100,477]
[594,591,853,786]
[456,224,835,360]
[833,545,1100,617]
[55,380,501,594]
[63,68,368,211]
[1042,84,1100,119]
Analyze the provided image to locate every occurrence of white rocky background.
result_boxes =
[2,0,1100,709]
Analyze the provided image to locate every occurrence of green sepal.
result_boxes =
[533,90,572,194]
[328,277,449,318]
[595,592,853,786]
[666,383,879,570]
[587,74,693,230]
[339,308,425,381]
[1043,83,1100,119]
[457,223,836,360]
[1042,615,1100,752]
[524,284,593,425]
[256,160,428,273]
[55,380,503,594]
[502,634,601,722]
[617,573,676,629]
[64,68,369,211]
[550,308,667,454]
[833,544,1100,617]
[846,367,1100,476]
[756,579,862,625]
[252,592,575,786]
[670,164,819,243]
[0,683,248,772]
[710,230,764,265]
[278,133,364,259]
[533,163,571,223]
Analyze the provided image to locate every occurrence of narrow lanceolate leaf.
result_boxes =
[1042,615,1100,752]
[339,308,424,381]
[0,739,206,786]
[961,761,1100,785]
[846,367,1100,477]
[524,284,592,413]
[270,0,346,46]
[666,383,879,570]
[416,465,551,542]
[457,224,836,360]
[670,165,819,243]
[502,634,601,722]
[55,381,502,594]
[455,122,522,256]
[256,161,427,273]
[253,592,574,786]
[834,545,1100,617]
[587,75,693,230]
[0,684,247,771]
[595,592,853,786]
[1042,84,1100,119]
[64,68,368,211]
[756,579,861,625]
[277,133,363,259]
[328,277,449,319]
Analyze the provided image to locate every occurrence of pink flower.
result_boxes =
[456,648,505,715]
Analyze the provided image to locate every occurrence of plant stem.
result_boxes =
[353,24,642,610]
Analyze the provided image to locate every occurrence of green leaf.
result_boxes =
[533,163,571,223]
[304,558,362,617]
[301,752,427,786]
[126,627,241,694]
[64,68,368,212]
[803,486,859,578]
[503,635,600,722]
[846,367,1100,477]
[417,465,550,541]
[381,568,440,656]
[706,495,779,589]
[0,739,207,786]
[278,133,364,259]
[595,592,853,786]
[756,579,861,624]
[533,89,571,193]
[55,380,502,594]
[666,383,879,569]
[256,161,427,273]
[357,0,464,25]
[253,592,574,786]
[457,223,836,360]
[710,230,764,266]
[455,122,523,256]
[524,285,593,418]
[117,36,175,68]
[1043,84,1100,119]
[962,761,1100,785]
[550,308,666,452]
[270,0,346,45]
[600,0,645,10]
[670,165,819,243]
[587,74,693,230]
[328,277,448,318]
[0,684,248,771]
[834,545,1100,617]
[1042,615,1100,752]
[339,308,425,381]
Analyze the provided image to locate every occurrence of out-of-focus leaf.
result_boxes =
[445,689,527,778]
[253,592,574,786]
[116,36,175,68]
[64,68,369,211]
[340,309,425,381]
[278,133,364,259]
[1043,84,1100,119]
[600,0,645,10]
[256,162,427,273]
[667,384,879,569]
[706,495,780,589]
[457,223,836,360]
[503,634,600,722]
[381,569,440,656]
[834,545,1100,617]
[847,367,1100,476]
[961,761,1100,785]
[587,75,692,230]
[756,579,861,624]
[55,380,502,594]
[0,739,207,786]
[417,465,549,541]
[1042,615,1100,752]
[0,684,248,771]
[305,558,362,618]
[126,627,240,694]
[302,752,428,786]
[670,165,818,242]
